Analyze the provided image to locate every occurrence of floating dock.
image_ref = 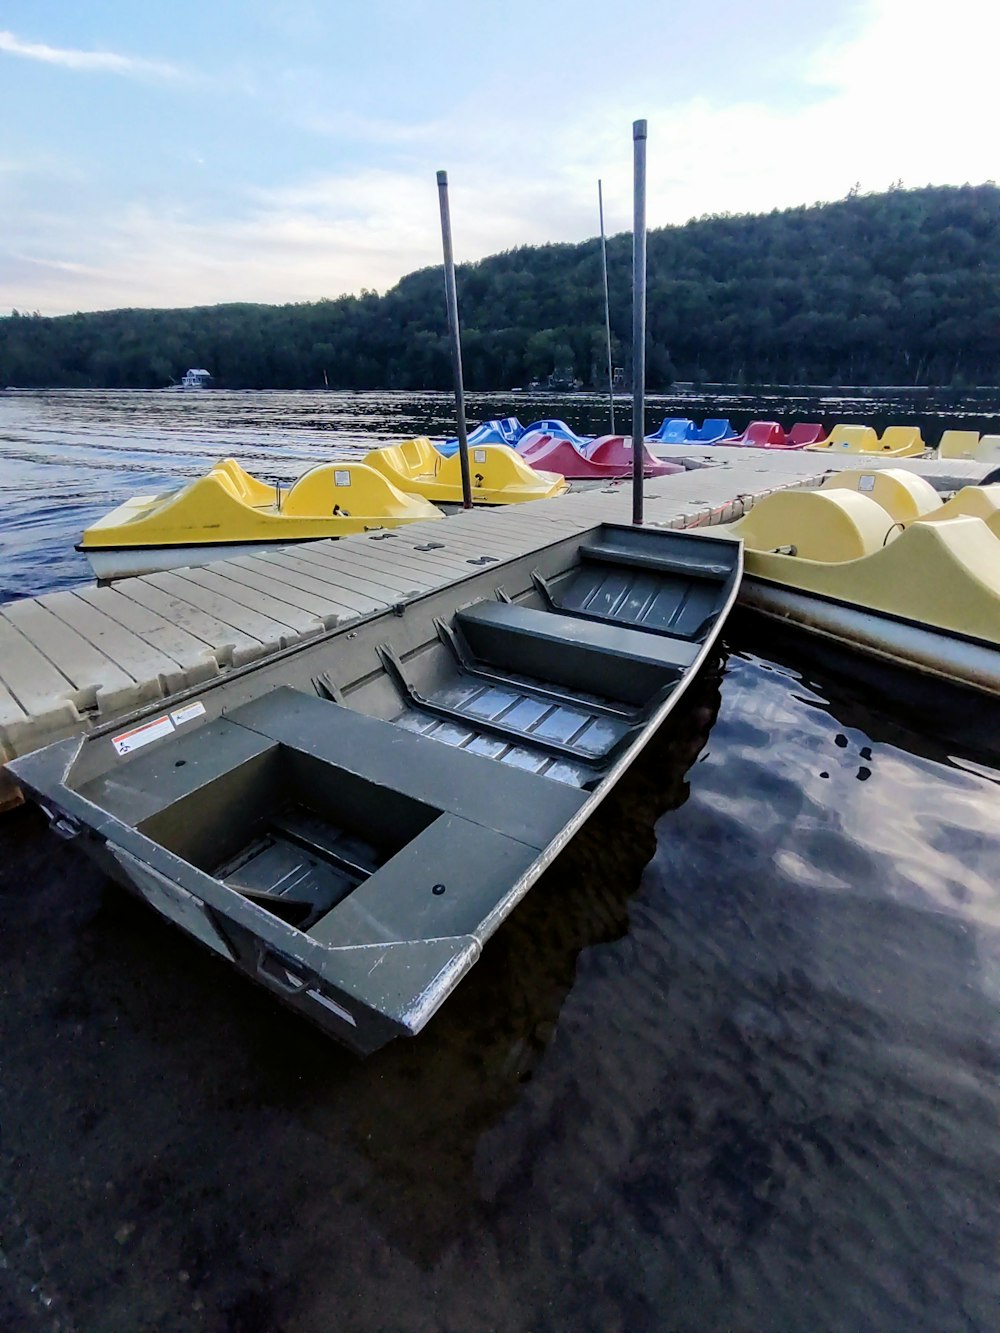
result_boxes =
[0,450,986,807]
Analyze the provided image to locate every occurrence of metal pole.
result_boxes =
[598,179,615,435]
[631,120,647,526]
[436,169,473,509]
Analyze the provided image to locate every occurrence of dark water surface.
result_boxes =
[1,391,999,1330]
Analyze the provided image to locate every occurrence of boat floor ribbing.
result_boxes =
[0,451,986,808]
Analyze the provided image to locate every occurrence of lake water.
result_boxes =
[0,390,998,1331]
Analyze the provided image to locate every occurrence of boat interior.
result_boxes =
[13,522,741,1049]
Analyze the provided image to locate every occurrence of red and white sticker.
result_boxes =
[111,715,175,756]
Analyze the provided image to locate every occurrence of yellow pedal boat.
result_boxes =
[79,458,444,581]
[364,437,568,504]
[806,423,926,457]
[819,467,1000,531]
[937,431,1000,464]
[691,481,1000,692]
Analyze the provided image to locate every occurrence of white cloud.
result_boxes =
[0,29,182,79]
[4,0,999,313]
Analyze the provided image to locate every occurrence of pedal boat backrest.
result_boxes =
[878,425,926,456]
[280,462,441,520]
[209,458,278,507]
[820,468,942,522]
[937,429,980,460]
[725,489,897,562]
[908,485,1000,537]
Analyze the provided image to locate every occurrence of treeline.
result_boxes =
[3,184,999,390]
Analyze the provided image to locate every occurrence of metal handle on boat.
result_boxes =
[255,944,311,994]
[40,803,82,840]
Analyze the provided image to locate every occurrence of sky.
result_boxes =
[1,0,996,315]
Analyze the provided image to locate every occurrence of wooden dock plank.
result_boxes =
[203,559,360,628]
[247,551,390,617]
[74,583,221,666]
[1,598,146,715]
[317,542,441,592]
[398,524,542,559]
[258,546,461,599]
[35,590,202,695]
[142,571,304,650]
[272,544,434,601]
[72,586,221,679]
[349,541,502,580]
[3,599,138,690]
[0,615,78,712]
[443,509,582,541]
[307,537,480,585]
[0,618,83,756]
[357,524,524,561]
[170,567,326,638]
[112,580,265,667]
[0,676,28,727]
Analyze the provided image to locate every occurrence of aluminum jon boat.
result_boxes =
[11,522,742,1055]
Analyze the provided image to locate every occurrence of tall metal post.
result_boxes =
[436,169,473,509]
[631,120,647,525]
[598,179,615,435]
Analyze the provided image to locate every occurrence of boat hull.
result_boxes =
[83,537,334,582]
[742,576,1000,694]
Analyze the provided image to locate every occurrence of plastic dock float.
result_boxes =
[0,452,987,809]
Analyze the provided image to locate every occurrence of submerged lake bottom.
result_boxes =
[1,390,999,1330]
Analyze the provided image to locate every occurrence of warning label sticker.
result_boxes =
[111,715,175,756]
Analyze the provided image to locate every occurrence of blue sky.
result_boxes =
[1,0,994,314]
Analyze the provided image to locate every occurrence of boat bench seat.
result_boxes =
[455,601,697,706]
[580,538,731,581]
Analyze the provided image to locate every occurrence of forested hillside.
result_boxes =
[3,184,998,390]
